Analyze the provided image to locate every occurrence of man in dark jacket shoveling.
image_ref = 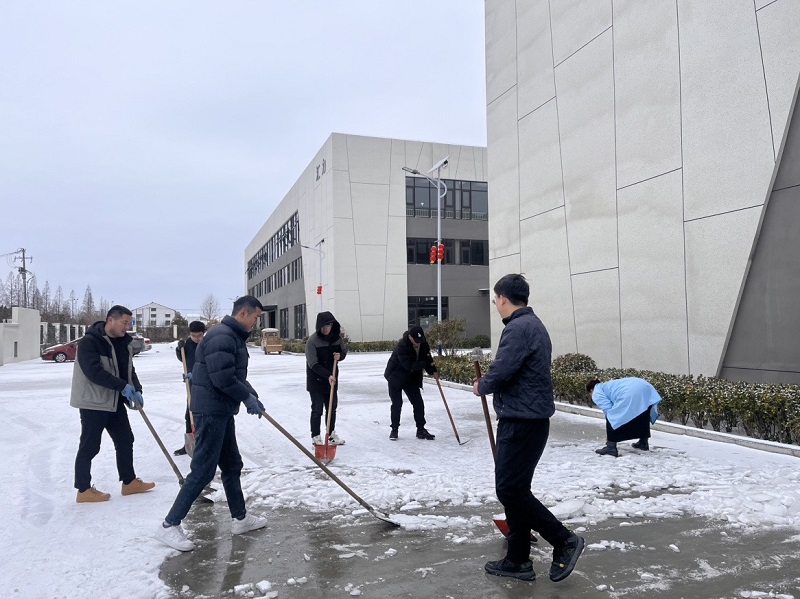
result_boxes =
[173,320,206,456]
[305,311,347,446]
[473,274,584,582]
[384,326,437,441]
[155,295,268,552]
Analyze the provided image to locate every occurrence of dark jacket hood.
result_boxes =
[221,315,251,340]
[314,311,340,340]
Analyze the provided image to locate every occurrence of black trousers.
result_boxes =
[74,400,136,491]
[495,418,570,563]
[310,389,338,437]
[388,383,426,430]
[606,408,650,443]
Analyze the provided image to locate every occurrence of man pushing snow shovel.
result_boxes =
[473,274,584,583]
[155,295,269,552]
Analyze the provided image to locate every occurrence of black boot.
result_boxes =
[416,428,435,440]
[595,442,618,457]
[389,428,398,441]
[632,439,649,451]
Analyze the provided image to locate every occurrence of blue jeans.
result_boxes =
[495,418,570,562]
[165,413,245,525]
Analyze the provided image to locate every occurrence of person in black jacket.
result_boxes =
[384,326,437,441]
[305,311,347,446]
[173,320,206,455]
[473,274,584,583]
[70,305,155,502]
[155,295,267,552]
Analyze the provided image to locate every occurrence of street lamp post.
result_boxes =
[403,156,449,355]
[301,240,325,313]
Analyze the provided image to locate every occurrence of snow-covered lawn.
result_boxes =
[2,345,799,598]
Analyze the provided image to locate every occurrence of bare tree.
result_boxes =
[200,294,221,321]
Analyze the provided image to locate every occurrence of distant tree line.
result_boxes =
[1,270,112,325]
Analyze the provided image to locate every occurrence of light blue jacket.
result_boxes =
[591,377,662,430]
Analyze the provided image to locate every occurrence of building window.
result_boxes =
[407,238,488,266]
[279,308,289,339]
[246,212,301,279]
[165,320,171,326]
[408,296,449,329]
[404,177,488,221]
[294,304,307,339]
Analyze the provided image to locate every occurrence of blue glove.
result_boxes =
[133,391,144,409]
[121,384,136,408]
[182,372,193,382]
[243,394,264,418]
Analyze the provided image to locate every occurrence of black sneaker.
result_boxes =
[594,444,618,457]
[389,428,398,441]
[416,428,435,440]
[173,446,187,456]
[484,558,535,581]
[632,440,649,451]
[549,533,585,582]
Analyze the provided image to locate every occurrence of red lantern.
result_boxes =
[437,243,445,261]
[430,245,437,264]
[316,285,322,295]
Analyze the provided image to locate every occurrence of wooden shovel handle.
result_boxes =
[473,361,496,460]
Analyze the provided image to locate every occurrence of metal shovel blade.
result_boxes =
[184,432,195,457]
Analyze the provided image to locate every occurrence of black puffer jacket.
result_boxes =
[477,307,554,420]
[190,315,257,415]
[305,311,347,392]
[384,331,437,389]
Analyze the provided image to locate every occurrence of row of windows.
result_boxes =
[249,257,303,297]
[405,177,488,221]
[246,212,301,279]
[266,297,451,340]
[406,238,488,266]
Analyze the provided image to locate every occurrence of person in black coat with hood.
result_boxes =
[384,326,437,441]
[305,311,347,446]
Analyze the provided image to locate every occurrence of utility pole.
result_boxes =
[13,248,33,308]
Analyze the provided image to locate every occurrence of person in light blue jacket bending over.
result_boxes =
[587,377,662,457]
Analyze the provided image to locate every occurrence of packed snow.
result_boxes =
[2,345,800,598]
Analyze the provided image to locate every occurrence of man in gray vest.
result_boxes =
[71,305,155,503]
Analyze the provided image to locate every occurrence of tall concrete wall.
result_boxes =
[485,0,800,376]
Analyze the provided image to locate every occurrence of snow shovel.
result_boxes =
[180,347,195,457]
[259,407,399,527]
[474,361,530,540]
[315,356,339,463]
[133,400,185,486]
[433,374,470,445]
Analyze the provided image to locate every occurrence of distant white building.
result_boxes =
[133,302,177,328]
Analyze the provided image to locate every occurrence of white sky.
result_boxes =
[0,1,487,315]
[2,347,799,598]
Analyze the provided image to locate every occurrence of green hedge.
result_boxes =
[281,339,399,354]
[550,354,800,446]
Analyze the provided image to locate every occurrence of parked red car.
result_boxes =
[41,340,79,363]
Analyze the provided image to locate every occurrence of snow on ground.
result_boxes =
[2,345,800,598]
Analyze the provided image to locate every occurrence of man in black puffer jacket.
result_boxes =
[384,326,437,441]
[473,274,584,584]
[305,311,347,446]
[156,296,268,552]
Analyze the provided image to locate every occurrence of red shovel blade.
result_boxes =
[314,442,336,463]
[494,518,510,536]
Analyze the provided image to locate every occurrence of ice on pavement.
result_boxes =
[2,346,800,598]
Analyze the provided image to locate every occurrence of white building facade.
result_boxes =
[245,134,489,342]
[485,0,800,382]
[133,302,177,329]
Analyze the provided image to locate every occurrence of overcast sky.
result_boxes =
[0,1,486,317]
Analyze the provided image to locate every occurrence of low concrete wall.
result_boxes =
[0,307,41,366]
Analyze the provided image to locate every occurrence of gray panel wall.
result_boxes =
[720,87,800,384]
